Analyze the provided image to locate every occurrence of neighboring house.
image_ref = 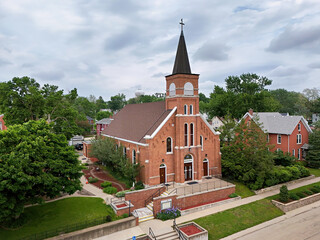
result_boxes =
[97,29,221,186]
[86,116,94,125]
[242,109,312,160]
[0,114,7,131]
[211,116,224,130]
[96,118,113,136]
[312,113,320,124]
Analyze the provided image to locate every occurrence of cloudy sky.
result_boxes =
[0,0,319,100]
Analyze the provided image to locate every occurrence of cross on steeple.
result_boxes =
[179,18,185,31]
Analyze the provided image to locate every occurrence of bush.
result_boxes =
[88,177,98,183]
[303,190,313,196]
[313,185,320,191]
[134,181,145,190]
[101,181,112,188]
[103,187,118,194]
[115,190,131,198]
[156,207,181,221]
[289,193,300,201]
[296,192,306,198]
[279,185,289,203]
[121,213,129,218]
[106,215,112,222]
[310,187,320,194]
[229,193,238,198]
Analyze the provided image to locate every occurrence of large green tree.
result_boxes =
[0,120,82,223]
[96,111,112,121]
[306,123,320,168]
[205,73,280,119]
[221,118,274,189]
[73,96,96,119]
[0,77,82,139]
[127,94,164,105]
[108,94,126,112]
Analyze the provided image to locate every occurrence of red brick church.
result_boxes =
[100,27,221,186]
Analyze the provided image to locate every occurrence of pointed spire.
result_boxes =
[172,19,191,74]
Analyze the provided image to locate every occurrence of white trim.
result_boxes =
[144,107,177,140]
[101,134,149,147]
[167,173,175,176]
[166,136,173,153]
[277,134,282,144]
[297,134,302,144]
[199,114,220,135]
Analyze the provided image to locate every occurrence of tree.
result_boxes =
[221,118,274,189]
[74,97,96,119]
[0,77,82,139]
[205,73,280,119]
[279,185,289,203]
[0,120,82,223]
[127,94,164,105]
[90,138,140,184]
[96,111,112,121]
[108,94,126,112]
[306,122,320,168]
[218,115,236,145]
[96,96,108,112]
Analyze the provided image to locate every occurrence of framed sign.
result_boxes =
[161,199,172,210]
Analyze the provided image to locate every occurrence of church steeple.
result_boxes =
[172,19,191,74]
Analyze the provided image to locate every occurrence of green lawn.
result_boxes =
[307,168,320,177]
[194,199,284,240]
[0,197,117,240]
[223,179,255,198]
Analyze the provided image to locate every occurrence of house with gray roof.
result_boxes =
[243,109,312,160]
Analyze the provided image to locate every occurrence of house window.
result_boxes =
[292,149,295,157]
[184,123,188,146]
[277,148,281,152]
[277,134,281,144]
[298,149,301,160]
[184,82,194,96]
[123,147,126,157]
[166,137,172,153]
[189,105,193,115]
[200,135,203,151]
[132,149,136,164]
[190,123,194,146]
[297,134,302,144]
[169,83,176,96]
[184,105,188,115]
[298,123,301,131]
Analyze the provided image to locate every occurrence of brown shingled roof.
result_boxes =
[101,101,171,143]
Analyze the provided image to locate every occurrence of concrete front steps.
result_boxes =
[153,230,179,240]
[146,190,170,212]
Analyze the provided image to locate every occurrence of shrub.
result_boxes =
[121,213,129,218]
[289,193,300,201]
[310,187,320,194]
[313,185,320,191]
[156,207,181,221]
[279,185,289,203]
[134,181,145,190]
[296,192,306,198]
[103,187,118,194]
[303,190,313,196]
[229,193,238,198]
[88,177,98,183]
[101,181,112,188]
[106,215,112,222]
[84,163,89,166]
[295,165,310,177]
[115,190,131,198]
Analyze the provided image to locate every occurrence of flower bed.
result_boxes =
[177,222,208,240]
[180,224,202,235]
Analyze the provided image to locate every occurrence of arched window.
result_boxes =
[190,123,194,146]
[189,105,193,115]
[169,83,176,96]
[184,105,188,115]
[200,135,203,151]
[184,123,188,146]
[123,147,126,157]
[166,137,172,153]
[184,82,194,96]
[132,149,136,164]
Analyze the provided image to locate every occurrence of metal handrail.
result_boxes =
[168,188,177,196]
[173,219,188,240]
[144,186,165,206]
[149,227,157,240]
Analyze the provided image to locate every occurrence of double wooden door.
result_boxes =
[184,163,192,181]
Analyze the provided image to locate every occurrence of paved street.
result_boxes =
[222,200,320,240]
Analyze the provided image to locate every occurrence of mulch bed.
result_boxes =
[115,203,127,208]
[82,166,129,192]
[180,225,202,235]
[180,197,229,211]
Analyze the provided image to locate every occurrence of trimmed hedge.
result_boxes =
[88,177,98,183]
[101,181,112,188]
[103,187,117,194]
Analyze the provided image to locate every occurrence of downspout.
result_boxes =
[288,135,290,153]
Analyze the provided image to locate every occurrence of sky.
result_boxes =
[0,0,320,101]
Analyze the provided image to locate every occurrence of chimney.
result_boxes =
[249,108,253,115]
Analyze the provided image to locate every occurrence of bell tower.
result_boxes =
[165,19,199,115]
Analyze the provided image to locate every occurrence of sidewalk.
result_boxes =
[96,177,320,240]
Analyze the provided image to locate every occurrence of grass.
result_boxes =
[0,197,117,240]
[223,178,255,198]
[307,168,320,177]
[103,165,132,188]
[267,181,320,201]
[194,199,284,240]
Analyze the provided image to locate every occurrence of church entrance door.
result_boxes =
[159,164,166,184]
[184,163,193,181]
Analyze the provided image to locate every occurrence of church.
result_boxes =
[101,24,221,186]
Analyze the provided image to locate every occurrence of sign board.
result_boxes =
[161,199,172,210]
